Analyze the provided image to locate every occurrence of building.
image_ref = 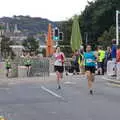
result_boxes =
[3,23,27,45]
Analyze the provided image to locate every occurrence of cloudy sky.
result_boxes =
[0,0,92,21]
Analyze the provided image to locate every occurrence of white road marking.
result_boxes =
[64,81,76,85]
[41,86,63,99]
[106,83,120,87]
[103,76,120,87]
[102,76,113,81]
[103,77,120,83]
[0,88,10,90]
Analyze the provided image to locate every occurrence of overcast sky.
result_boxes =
[0,0,92,21]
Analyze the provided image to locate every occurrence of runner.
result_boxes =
[53,47,65,89]
[83,45,98,95]
[5,56,12,77]
[24,53,32,77]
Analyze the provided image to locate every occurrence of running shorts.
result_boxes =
[85,66,95,73]
[54,66,64,73]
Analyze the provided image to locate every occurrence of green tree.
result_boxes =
[98,26,116,48]
[1,36,15,59]
[42,48,46,57]
[59,0,120,50]
[22,36,39,54]
[57,19,73,57]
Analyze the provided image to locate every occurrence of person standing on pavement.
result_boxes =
[78,49,84,74]
[83,45,98,95]
[104,46,112,72]
[97,46,106,75]
[117,45,120,63]
[53,47,65,89]
[72,50,80,75]
[111,39,117,62]
[111,39,117,76]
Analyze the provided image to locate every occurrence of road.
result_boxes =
[0,74,120,120]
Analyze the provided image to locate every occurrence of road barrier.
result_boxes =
[0,57,50,78]
[107,61,120,79]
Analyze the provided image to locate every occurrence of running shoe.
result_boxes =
[58,85,61,89]
[90,90,93,95]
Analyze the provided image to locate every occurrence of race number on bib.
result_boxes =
[86,59,93,63]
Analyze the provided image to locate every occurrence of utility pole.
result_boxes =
[116,10,120,79]
[116,10,120,45]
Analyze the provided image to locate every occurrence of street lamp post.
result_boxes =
[116,10,120,79]
[0,30,3,61]
[116,10,120,45]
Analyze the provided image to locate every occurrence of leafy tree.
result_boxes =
[1,36,15,59]
[22,36,39,54]
[98,26,116,48]
[42,48,46,57]
[59,0,120,51]
[57,19,73,57]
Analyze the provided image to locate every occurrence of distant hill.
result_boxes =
[0,15,56,35]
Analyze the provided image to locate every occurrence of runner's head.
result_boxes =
[56,46,60,53]
[86,45,91,52]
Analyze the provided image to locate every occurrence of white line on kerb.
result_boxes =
[41,86,63,99]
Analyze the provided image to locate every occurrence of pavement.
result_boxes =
[0,74,120,120]
[103,75,120,87]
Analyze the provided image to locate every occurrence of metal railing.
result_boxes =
[0,57,50,78]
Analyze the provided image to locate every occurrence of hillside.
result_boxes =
[0,15,56,35]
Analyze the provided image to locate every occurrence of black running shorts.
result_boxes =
[85,66,95,73]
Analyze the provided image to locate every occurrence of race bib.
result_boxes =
[86,59,93,63]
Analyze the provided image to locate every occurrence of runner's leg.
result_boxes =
[6,69,9,77]
[86,71,93,95]
[27,66,30,77]
[56,71,61,89]
[92,73,95,82]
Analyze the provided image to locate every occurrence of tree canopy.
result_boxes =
[58,0,120,53]
[22,36,39,54]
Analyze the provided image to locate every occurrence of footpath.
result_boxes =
[0,73,57,86]
[103,75,120,87]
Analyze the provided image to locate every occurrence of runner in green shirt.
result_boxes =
[24,53,32,77]
[5,57,12,77]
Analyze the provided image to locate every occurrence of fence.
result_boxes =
[107,61,120,80]
[0,57,50,78]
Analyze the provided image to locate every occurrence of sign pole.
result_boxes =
[116,10,119,45]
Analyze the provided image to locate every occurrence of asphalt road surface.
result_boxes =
[0,75,120,120]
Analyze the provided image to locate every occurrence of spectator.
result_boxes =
[104,46,112,72]
[97,46,106,75]
[78,49,84,74]
[72,50,80,75]
[117,45,120,62]
[111,39,117,76]
[111,39,117,62]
